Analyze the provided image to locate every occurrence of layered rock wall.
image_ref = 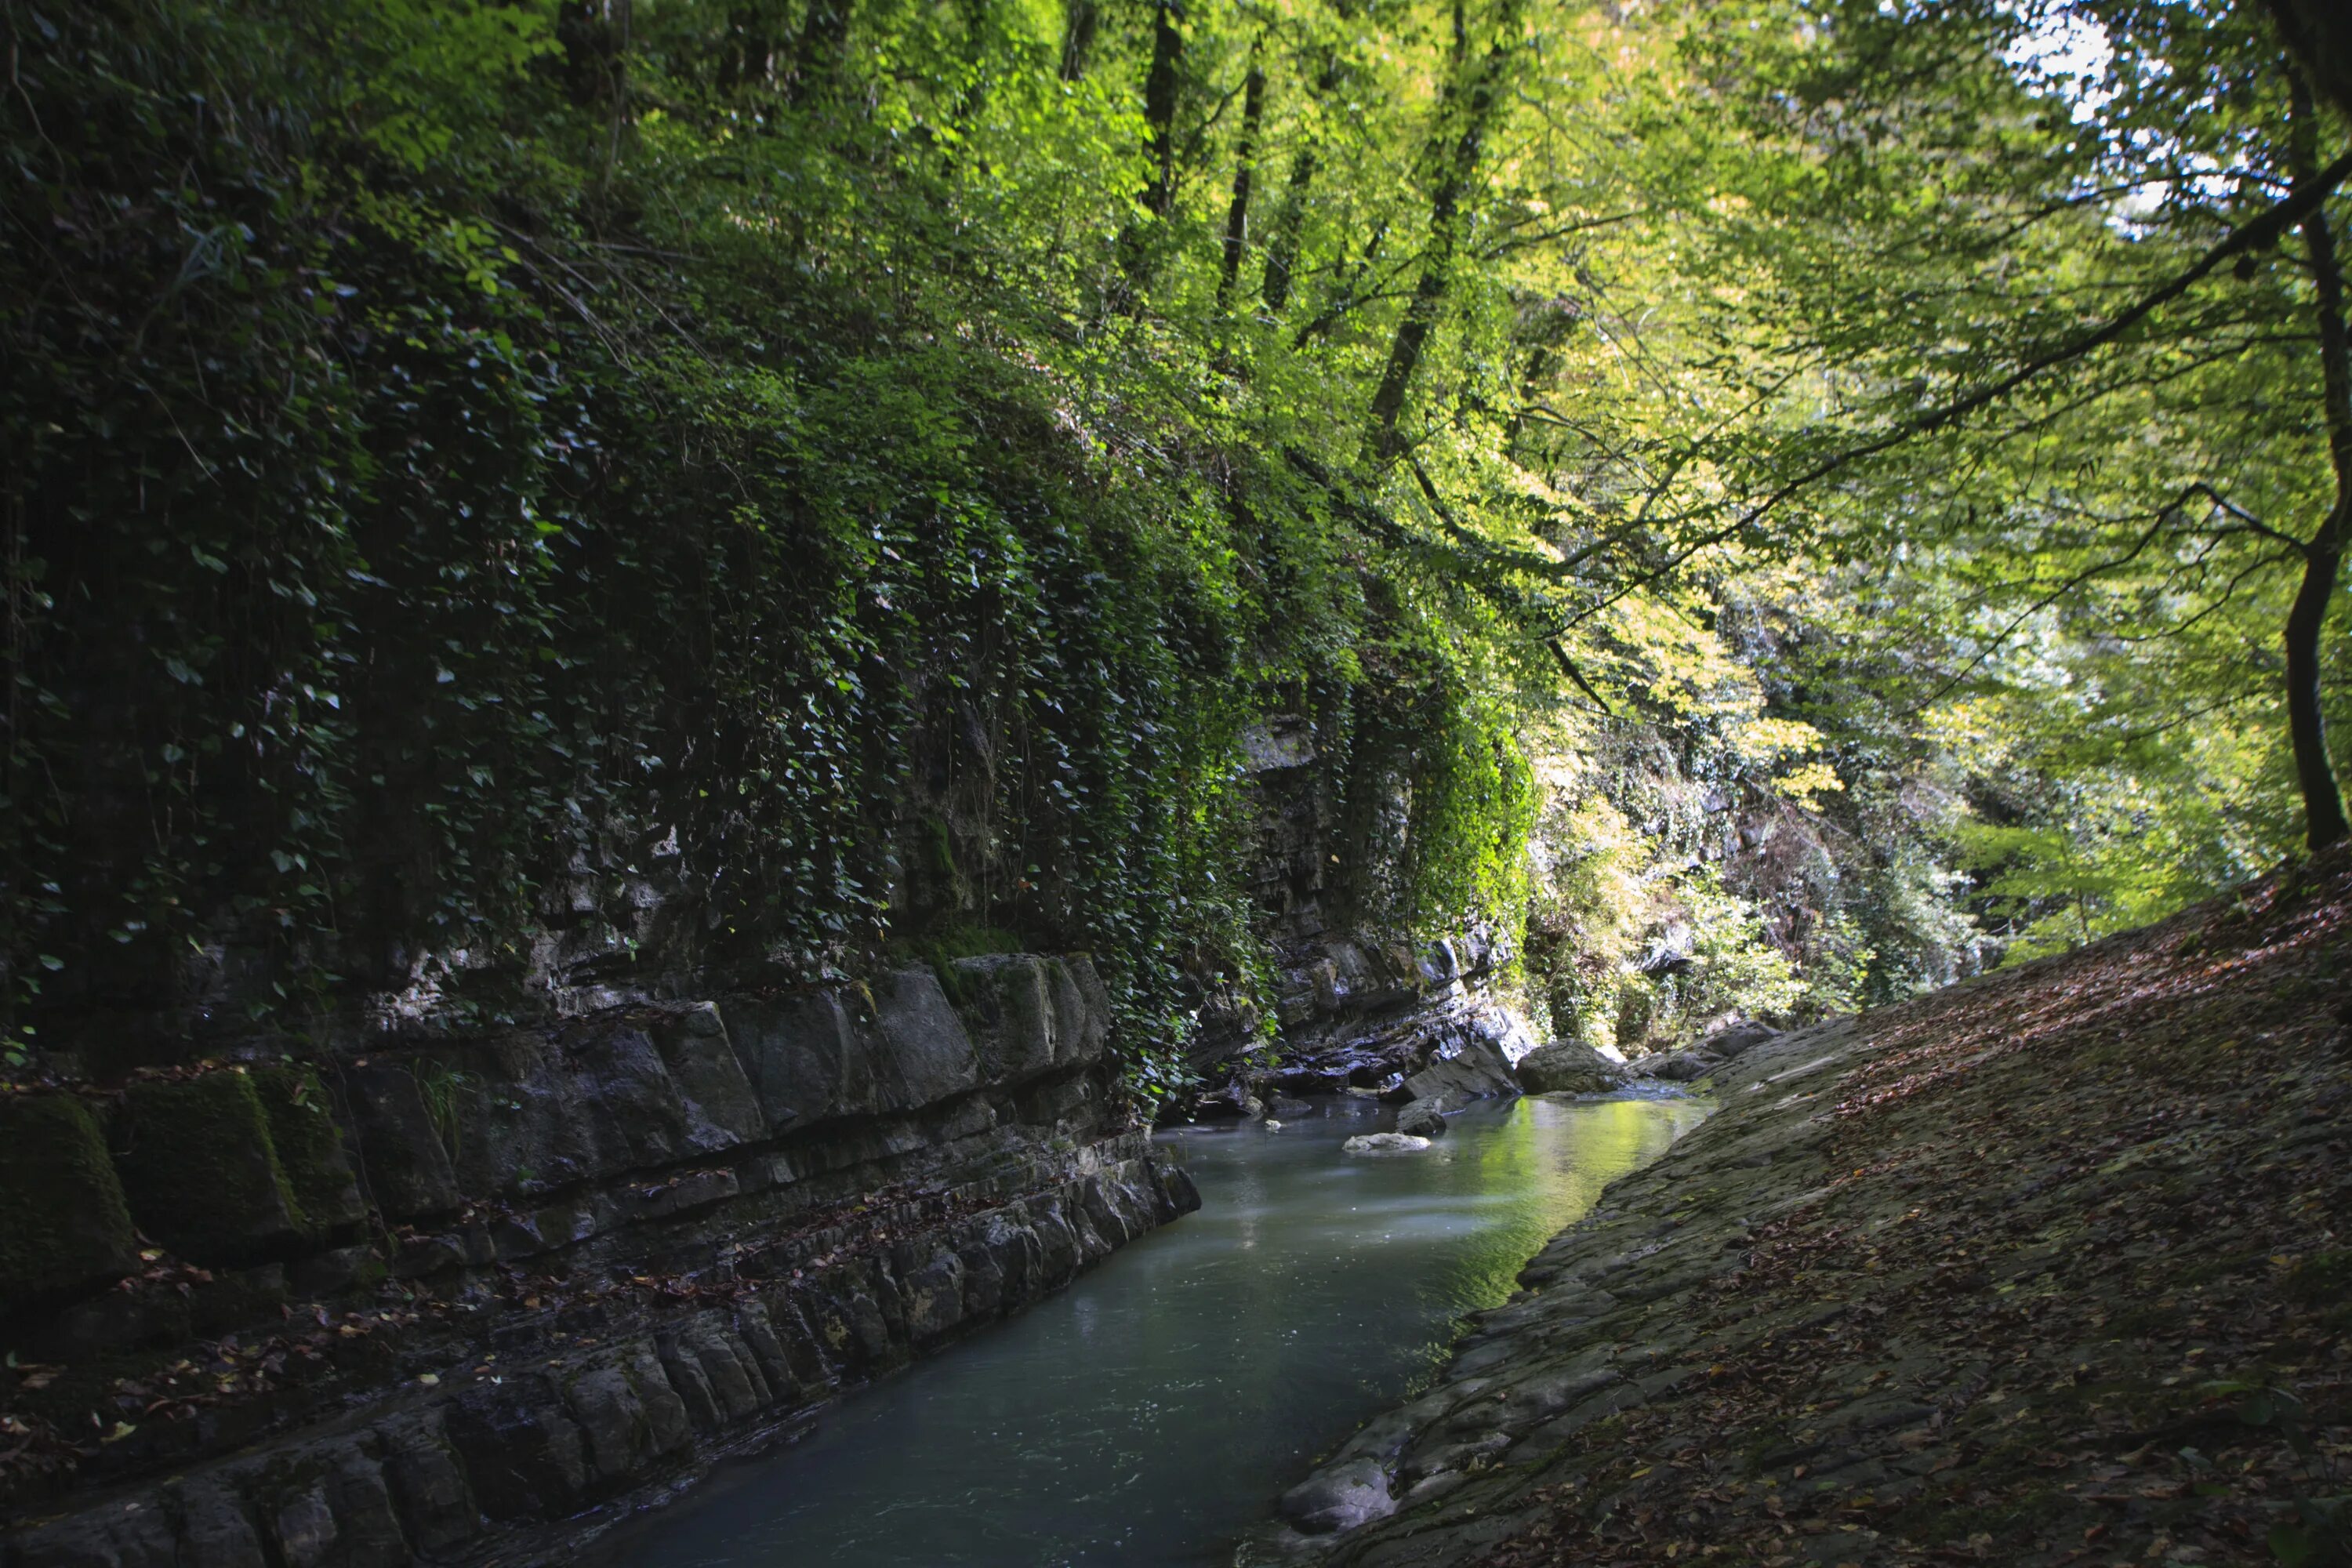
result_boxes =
[1206,717,1535,1108]
[1,954,1197,1564]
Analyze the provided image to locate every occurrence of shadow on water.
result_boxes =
[603,1092,1708,1568]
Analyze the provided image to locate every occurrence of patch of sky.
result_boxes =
[1998,2,2240,226]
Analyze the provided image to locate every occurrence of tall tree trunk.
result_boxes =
[1362,0,1521,466]
[2266,0,2352,120]
[1259,0,1360,312]
[1058,0,1098,82]
[717,5,771,91]
[788,0,855,104]
[1113,0,1186,298]
[1216,46,1268,310]
[2287,73,2352,850]
[1259,138,1318,312]
[1140,0,1185,220]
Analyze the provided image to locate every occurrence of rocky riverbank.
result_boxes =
[1254,849,2351,1568]
[0,955,1199,1567]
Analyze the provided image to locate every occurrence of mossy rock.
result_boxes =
[0,1094,140,1312]
[339,1062,464,1220]
[251,1065,366,1235]
[911,925,1029,1013]
[115,1071,306,1264]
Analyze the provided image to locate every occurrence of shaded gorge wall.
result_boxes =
[1,952,1199,1563]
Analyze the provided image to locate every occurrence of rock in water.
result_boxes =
[1645,1051,1717,1082]
[1395,1100,1447,1138]
[1515,1040,1628,1095]
[1400,1029,1524,1104]
[1342,1132,1431,1153]
[1192,1081,1265,1119]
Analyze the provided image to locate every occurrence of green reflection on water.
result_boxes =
[608,1092,1708,1568]
[1444,1095,1688,1319]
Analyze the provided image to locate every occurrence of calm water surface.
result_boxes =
[614,1092,1707,1568]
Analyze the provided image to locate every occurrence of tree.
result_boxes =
[1569,0,2352,850]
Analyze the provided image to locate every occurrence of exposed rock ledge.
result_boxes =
[1,953,1200,1566]
[1251,852,2350,1567]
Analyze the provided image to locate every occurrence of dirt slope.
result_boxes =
[1263,848,2352,1568]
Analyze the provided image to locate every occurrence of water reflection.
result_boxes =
[609,1093,1706,1568]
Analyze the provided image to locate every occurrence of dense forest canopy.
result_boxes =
[4,0,2348,1091]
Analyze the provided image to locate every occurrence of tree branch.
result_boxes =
[1561,148,2352,633]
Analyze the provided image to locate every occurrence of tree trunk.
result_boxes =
[1140,1,1185,220]
[1362,0,1522,466]
[2287,71,2351,850]
[2266,0,2352,121]
[2284,537,2347,852]
[1058,0,1097,82]
[1112,0,1187,297]
[788,0,855,104]
[1259,2,1360,313]
[1216,48,1268,310]
[1259,141,1318,312]
[717,5,771,91]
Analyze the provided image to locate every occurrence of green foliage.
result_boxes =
[1395,679,1541,938]
[0,0,1560,1105]
[1595,872,1804,1055]
[1670,873,1804,1029]
[1623,0,2351,928]
[9,0,2334,1087]
[1523,791,1649,1048]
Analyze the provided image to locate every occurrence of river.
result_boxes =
[606,1091,1708,1567]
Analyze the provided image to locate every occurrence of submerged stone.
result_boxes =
[1342,1132,1431,1153]
[1281,1457,1396,1534]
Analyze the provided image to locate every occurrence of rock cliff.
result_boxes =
[1189,717,1537,1115]
[0,953,1196,1565]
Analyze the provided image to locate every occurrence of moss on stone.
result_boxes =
[907,925,1029,1014]
[0,1093,140,1311]
[251,1065,363,1236]
[920,815,958,884]
[115,1071,305,1264]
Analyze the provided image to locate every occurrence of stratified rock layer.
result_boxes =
[1,954,1199,1565]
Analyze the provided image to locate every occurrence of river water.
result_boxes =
[612,1091,1707,1568]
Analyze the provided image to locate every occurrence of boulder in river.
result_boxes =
[1342,1132,1431,1153]
[1395,1100,1446,1138]
[1191,1081,1265,1119]
[1515,1040,1628,1095]
[1399,1027,1527,1105]
[1640,1051,1718,1082]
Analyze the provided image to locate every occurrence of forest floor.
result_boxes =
[1276,847,2352,1568]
